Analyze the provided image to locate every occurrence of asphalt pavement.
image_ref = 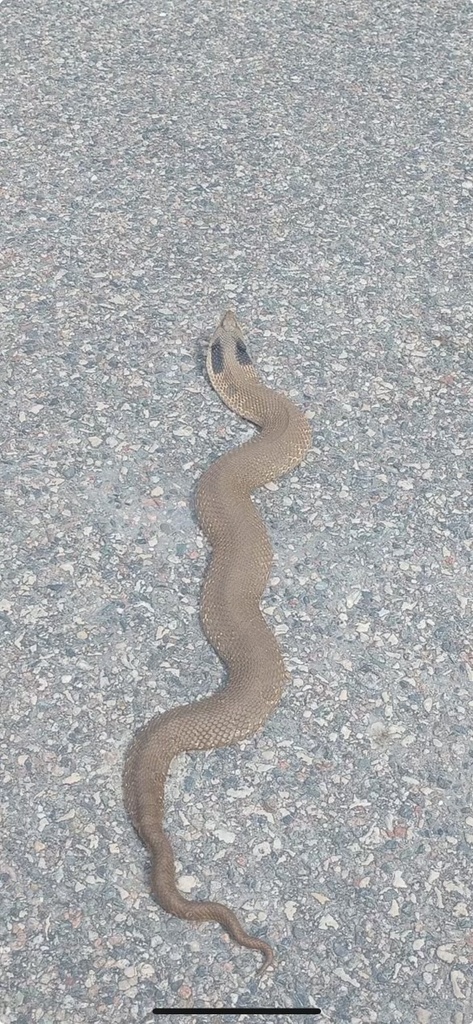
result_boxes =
[1,1,472,1022]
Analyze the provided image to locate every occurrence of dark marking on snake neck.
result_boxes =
[236,339,252,365]
[211,340,224,374]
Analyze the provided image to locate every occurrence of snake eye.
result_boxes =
[210,340,224,374]
[236,339,252,366]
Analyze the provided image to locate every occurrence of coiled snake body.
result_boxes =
[123,311,311,969]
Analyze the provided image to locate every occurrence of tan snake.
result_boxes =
[122,311,311,970]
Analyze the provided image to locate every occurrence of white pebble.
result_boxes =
[346,588,362,608]
[213,827,236,844]
[173,426,194,438]
[284,900,297,921]
[437,944,455,963]
[178,875,198,893]
[319,913,339,930]
[450,969,467,999]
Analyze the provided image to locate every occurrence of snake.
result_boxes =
[122,311,312,970]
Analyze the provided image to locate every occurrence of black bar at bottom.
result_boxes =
[152,1009,321,1015]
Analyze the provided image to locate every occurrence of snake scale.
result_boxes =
[122,311,312,970]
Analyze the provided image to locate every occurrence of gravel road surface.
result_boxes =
[1,1,472,1022]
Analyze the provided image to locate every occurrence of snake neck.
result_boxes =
[197,398,311,503]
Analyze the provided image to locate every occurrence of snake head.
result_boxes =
[207,311,259,408]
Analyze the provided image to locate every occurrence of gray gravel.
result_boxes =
[1,0,472,1022]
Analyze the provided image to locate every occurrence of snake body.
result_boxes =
[122,311,311,969]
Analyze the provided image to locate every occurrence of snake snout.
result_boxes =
[219,309,239,331]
